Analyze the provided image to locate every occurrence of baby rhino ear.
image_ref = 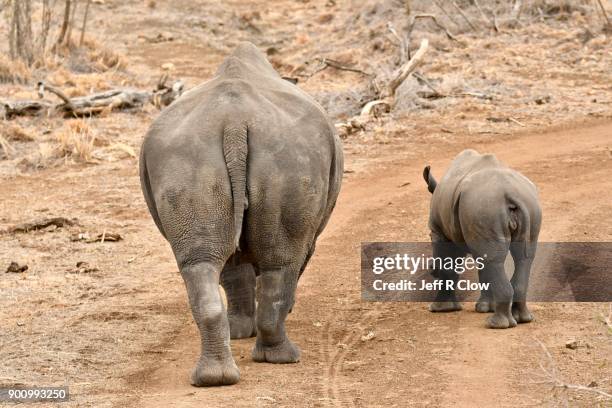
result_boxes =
[423,165,437,194]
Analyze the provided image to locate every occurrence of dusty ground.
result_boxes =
[1,1,611,407]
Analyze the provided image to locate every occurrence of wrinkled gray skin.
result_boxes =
[423,149,541,329]
[139,42,343,386]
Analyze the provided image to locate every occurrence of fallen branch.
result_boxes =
[1,77,184,119]
[311,57,373,77]
[534,338,612,400]
[508,117,525,127]
[38,81,73,107]
[408,14,459,42]
[71,231,123,243]
[413,72,443,96]
[0,100,51,119]
[384,38,429,98]
[359,99,390,117]
[336,39,429,138]
[4,217,78,234]
[457,91,493,100]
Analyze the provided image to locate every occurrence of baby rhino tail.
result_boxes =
[507,191,541,259]
[423,165,437,194]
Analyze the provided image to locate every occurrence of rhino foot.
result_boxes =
[475,301,494,313]
[512,303,533,324]
[429,301,462,312]
[252,339,301,364]
[228,314,256,339]
[190,357,240,386]
[486,313,518,329]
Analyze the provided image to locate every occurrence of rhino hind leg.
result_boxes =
[429,238,466,313]
[477,260,517,329]
[220,262,257,339]
[252,264,301,364]
[181,261,240,386]
[475,268,494,313]
[510,243,535,324]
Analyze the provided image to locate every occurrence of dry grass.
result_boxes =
[2,123,35,142]
[14,117,138,170]
[92,142,137,161]
[0,123,34,160]
[46,67,114,98]
[0,135,15,159]
[0,54,31,84]
[19,119,100,169]
[1,33,125,86]
[54,119,99,162]
[56,38,128,74]
[85,39,127,72]
[521,0,594,18]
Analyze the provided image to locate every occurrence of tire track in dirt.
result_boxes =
[322,310,378,408]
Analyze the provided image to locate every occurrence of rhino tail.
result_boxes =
[223,122,248,251]
[423,165,437,194]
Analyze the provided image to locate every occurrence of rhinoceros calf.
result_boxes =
[423,149,541,329]
[139,42,343,385]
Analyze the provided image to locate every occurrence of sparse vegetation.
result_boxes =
[0,52,31,83]
[2,0,124,84]
[54,118,97,162]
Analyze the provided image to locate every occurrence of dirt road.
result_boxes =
[133,122,612,407]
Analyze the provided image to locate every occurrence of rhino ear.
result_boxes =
[423,165,437,194]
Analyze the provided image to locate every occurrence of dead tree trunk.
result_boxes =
[9,0,34,64]
[56,0,72,47]
[80,0,92,46]
[36,0,52,58]
[64,0,79,46]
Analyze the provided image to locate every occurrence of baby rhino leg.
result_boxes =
[429,234,466,313]
[510,243,535,324]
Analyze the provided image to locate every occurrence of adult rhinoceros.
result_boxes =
[139,42,343,386]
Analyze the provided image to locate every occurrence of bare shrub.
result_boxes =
[81,38,126,72]
[54,118,98,162]
[5,0,96,68]
[521,0,593,19]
